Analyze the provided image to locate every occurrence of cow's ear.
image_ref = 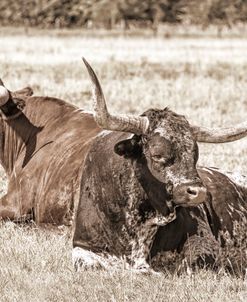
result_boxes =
[0,94,25,119]
[12,97,26,111]
[13,87,33,98]
[114,135,142,158]
[0,83,26,119]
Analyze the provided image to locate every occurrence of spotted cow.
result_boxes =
[72,59,247,272]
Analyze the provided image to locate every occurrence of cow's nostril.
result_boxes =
[173,184,207,205]
[187,187,198,196]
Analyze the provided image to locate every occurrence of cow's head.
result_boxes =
[0,79,31,120]
[114,109,205,207]
[82,58,247,207]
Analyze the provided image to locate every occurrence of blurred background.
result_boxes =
[0,2,247,300]
[0,0,247,37]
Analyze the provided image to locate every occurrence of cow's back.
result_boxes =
[198,167,247,236]
[3,96,101,224]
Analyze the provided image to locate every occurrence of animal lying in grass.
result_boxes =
[72,59,247,273]
[0,62,246,273]
[0,78,100,224]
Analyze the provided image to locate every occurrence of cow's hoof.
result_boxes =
[72,247,106,271]
[132,260,158,275]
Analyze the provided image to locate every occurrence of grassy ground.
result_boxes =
[0,222,246,302]
[0,29,247,301]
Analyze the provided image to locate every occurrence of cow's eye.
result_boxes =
[152,155,165,163]
[152,154,175,166]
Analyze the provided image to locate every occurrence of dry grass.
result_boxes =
[0,28,247,301]
[1,30,246,172]
[0,222,246,302]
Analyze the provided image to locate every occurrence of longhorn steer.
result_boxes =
[0,62,246,271]
[0,80,101,224]
[72,59,247,272]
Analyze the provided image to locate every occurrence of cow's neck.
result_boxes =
[133,156,171,217]
[0,115,40,176]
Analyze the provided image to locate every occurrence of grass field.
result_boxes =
[0,29,247,301]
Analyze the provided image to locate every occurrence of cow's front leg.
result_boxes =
[0,186,33,222]
[182,208,221,269]
[0,194,20,220]
[131,223,159,272]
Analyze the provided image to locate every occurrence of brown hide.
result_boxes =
[151,167,247,259]
[12,87,34,98]
[72,130,247,271]
[0,95,100,224]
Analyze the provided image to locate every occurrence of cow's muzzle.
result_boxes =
[173,183,207,206]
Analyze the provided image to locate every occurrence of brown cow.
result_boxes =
[0,79,101,224]
[0,57,246,269]
[72,59,247,272]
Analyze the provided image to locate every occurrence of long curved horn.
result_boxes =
[192,122,247,143]
[82,57,149,134]
[0,85,10,106]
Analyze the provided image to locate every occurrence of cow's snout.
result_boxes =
[173,183,207,206]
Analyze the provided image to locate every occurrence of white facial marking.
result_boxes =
[166,170,188,186]
[153,127,170,139]
[154,127,165,134]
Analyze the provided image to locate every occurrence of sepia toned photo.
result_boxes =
[0,1,246,301]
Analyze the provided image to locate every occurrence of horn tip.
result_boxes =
[0,86,10,106]
[82,57,89,66]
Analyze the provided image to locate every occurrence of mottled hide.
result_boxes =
[72,59,247,272]
[0,85,101,224]
[152,167,247,270]
[1,69,246,274]
[73,130,247,272]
